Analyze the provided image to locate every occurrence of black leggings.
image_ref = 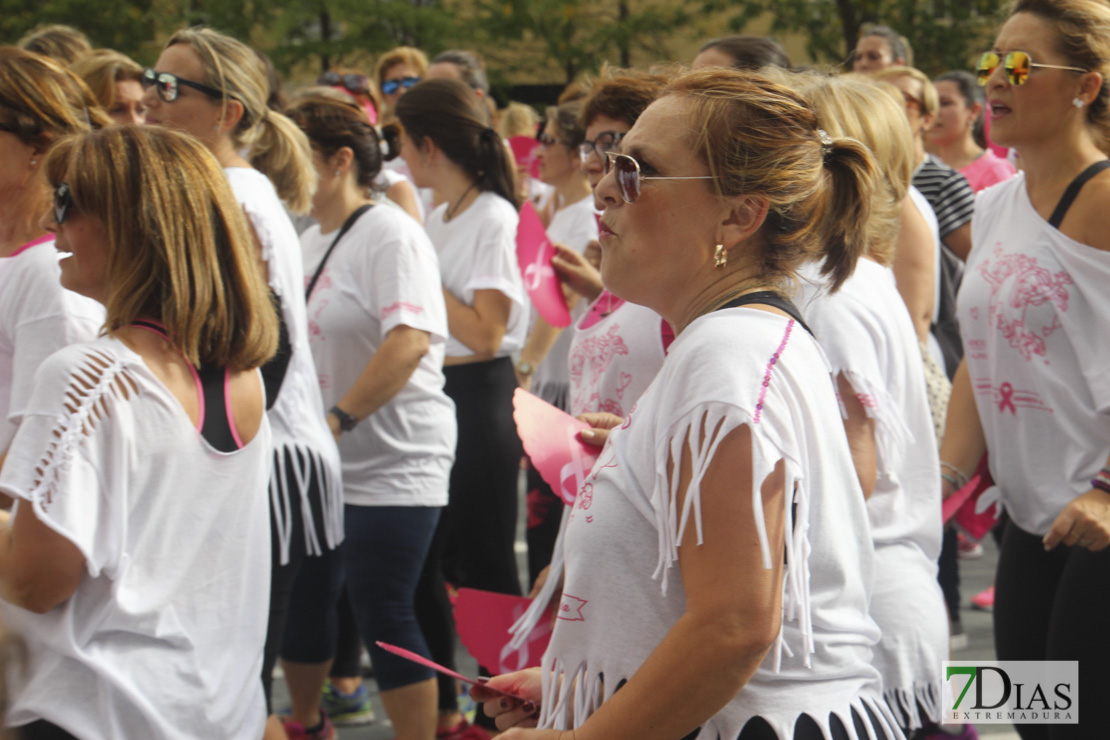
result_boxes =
[19,721,79,739]
[994,522,1110,739]
[440,358,522,595]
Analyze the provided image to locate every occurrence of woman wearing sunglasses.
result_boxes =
[374,46,427,125]
[144,27,343,738]
[0,48,107,477]
[475,67,900,740]
[941,1,1110,735]
[0,124,277,740]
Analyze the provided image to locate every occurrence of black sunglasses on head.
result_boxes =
[142,68,224,103]
[318,71,371,94]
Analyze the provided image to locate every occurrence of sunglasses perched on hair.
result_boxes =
[53,182,73,225]
[603,152,717,204]
[976,51,1088,87]
[318,71,370,95]
[142,68,224,103]
[381,76,421,96]
[579,131,625,161]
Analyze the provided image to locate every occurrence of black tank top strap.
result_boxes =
[1047,159,1110,228]
[128,320,241,452]
[715,290,813,336]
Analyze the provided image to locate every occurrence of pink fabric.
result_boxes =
[8,234,52,259]
[960,152,1016,193]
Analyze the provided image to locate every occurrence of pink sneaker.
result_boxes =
[281,711,336,740]
[971,585,995,611]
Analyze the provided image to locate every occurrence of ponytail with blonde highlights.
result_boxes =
[664,68,877,291]
[165,28,316,214]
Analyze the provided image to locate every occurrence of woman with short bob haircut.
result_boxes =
[70,48,145,125]
[476,67,900,740]
[0,124,277,740]
[943,0,1110,734]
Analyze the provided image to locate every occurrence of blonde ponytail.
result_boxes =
[246,109,316,214]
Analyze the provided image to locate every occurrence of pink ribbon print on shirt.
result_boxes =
[978,245,1072,363]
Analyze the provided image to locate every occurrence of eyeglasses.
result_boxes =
[318,71,370,95]
[381,76,421,96]
[537,133,565,148]
[578,131,625,161]
[54,182,73,225]
[142,68,224,103]
[976,51,1088,87]
[603,152,717,204]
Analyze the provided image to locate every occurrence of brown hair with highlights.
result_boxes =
[45,126,278,370]
[16,24,91,66]
[664,67,877,291]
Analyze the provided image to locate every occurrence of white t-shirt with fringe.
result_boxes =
[534,308,896,740]
[0,338,271,740]
[798,259,948,729]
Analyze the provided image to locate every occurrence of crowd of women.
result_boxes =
[0,0,1107,738]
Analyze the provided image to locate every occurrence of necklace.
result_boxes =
[444,182,479,222]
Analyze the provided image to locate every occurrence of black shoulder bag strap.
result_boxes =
[715,290,814,336]
[305,203,373,300]
[1047,160,1110,228]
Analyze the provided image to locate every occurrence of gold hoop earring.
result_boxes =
[714,244,727,269]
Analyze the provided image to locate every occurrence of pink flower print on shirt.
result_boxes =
[570,324,630,414]
[978,246,1073,362]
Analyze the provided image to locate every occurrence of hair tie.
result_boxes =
[479,127,499,143]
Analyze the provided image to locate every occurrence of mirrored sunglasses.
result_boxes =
[142,68,224,103]
[318,71,370,94]
[54,182,73,225]
[579,131,625,161]
[381,76,421,96]
[603,152,717,204]
[976,51,1088,87]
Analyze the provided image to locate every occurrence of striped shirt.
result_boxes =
[912,154,975,239]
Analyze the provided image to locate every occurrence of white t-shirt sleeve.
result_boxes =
[0,345,126,577]
[462,212,524,306]
[362,221,447,342]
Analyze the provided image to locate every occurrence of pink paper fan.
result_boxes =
[513,388,599,505]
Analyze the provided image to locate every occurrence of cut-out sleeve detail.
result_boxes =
[838,369,914,480]
[651,401,814,670]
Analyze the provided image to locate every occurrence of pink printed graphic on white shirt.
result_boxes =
[570,324,630,416]
[556,594,588,622]
[978,245,1073,363]
[381,302,425,321]
[973,376,1054,415]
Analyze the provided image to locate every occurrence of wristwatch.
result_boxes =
[516,360,536,377]
[329,405,359,432]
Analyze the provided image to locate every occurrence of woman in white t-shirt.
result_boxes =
[476,68,899,740]
[0,125,277,740]
[0,49,106,467]
[942,2,1110,732]
[798,72,949,735]
[142,28,343,737]
[285,95,457,740]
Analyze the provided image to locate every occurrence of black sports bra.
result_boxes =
[130,320,244,452]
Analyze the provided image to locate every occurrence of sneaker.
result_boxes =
[321,680,376,726]
[281,711,336,740]
[957,533,983,559]
[950,619,969,652]
[970,585,995,611]
[437,718,492,740]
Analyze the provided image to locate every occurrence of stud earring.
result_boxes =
[1073,97,1086,109]
[713,244,727,269]
[334,169,340,176]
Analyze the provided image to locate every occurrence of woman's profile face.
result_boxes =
[852,36,894,74]
[0,127,38,205]
[399,130,431,189]
[928,80,972,147]
[41,188,112,303]
[537,118,580,187]
[381,62,421,107]
[594,95,721,308]
[110,79,145,125]
[142,44,224,147]
[582,115,630,189]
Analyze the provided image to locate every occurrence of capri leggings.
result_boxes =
[994,520,1110,740]
[283,505,441,692]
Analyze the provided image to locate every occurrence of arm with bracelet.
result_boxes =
[937,359,986,499]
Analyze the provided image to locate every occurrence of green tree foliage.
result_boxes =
[709,0,1009,75]
[0,0,159,61]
